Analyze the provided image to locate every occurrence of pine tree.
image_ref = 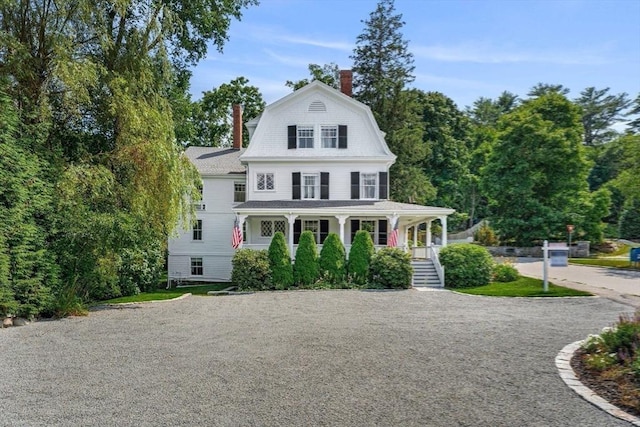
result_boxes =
[268,232,294,290]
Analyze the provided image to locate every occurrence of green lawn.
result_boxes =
[99,283,231,304]
[453,276,593,297]
[569,258,639,269]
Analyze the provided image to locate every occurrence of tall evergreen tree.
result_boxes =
[575,87,630,146]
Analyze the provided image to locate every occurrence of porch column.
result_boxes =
[440,216,448,246]
[426,220,432,247]
[286,214,298,256]
[335,215,349,245]
[413,225,418,247]
[404,226,410,251]
[237,214,247,247]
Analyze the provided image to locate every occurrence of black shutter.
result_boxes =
[378,219,388,246]
[379,171,388,200]
[351,172,360,200]
[294,219,302,244]
[338,125,347,149]
[350,219,360,243]
[320,172,329,200]
[320,220,329,244]
[292,172,301,200]
[288,125,297,149]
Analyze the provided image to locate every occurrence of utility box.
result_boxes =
[548,243,569,267]
[631,248,640,265]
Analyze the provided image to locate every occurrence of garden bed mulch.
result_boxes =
[571,347,640,417]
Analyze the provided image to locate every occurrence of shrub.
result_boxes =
[268,232,294,290]
[475,222,499,246]
[319,233,346,285]
[581,311,640,372]
[118,244,164,295]
[348,230,374,285]
[293,231,319,287]
[231,249,272,291]
[619,198,640,240]
[439,243,493,288]
[369,247,413,289]
[492,262,519,282]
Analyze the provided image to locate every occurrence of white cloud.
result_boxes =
[277,35,353,51]
[413,43,608,65]
[263,49,318,68]
[414,72,508,92]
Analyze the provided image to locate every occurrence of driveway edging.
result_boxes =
[556,340,640,426]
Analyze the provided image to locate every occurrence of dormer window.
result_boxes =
[297,126,314,148]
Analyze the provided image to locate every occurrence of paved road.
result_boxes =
[0,291,634,426]
[516,258,640,308]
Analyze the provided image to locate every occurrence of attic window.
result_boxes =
[308,101,326,112]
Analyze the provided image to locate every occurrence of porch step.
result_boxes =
[411,260,443,288]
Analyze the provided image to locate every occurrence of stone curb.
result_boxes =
[91,293,192,309]
[556,340,640,426]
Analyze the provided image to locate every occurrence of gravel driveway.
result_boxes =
[0,290,634,426]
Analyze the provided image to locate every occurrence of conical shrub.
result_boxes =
[268,232,293,289]
[348,230,374,285]
[293,231,319,287]
[319,233,346,285]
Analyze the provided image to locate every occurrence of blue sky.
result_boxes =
[190,0,640,112]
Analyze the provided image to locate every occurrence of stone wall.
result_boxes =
[486,241,590,258]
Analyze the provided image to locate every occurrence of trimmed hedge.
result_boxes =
[231,249,272,291]
[294,231,319,287]
[319,233,346,285]
[268,232,294,290]
[369,247,413,289]
[439,243,493,288]
[348,230,374,285]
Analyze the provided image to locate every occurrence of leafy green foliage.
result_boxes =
[293,231,319,287]
[268,232,294,290]
[439,244,494,288]
[368,248,413,289]
[118,244,165,295]
[319,233,347,285]
[348,230,375,285]
[582,311,640,373]
[285,63,340,91]
[492,263,519,283]
[191,76,265,147]
[474,222,498,246]
[482,94,592,246]
[231,249,272,291]
[619,198,640,240]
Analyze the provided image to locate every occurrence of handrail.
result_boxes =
[428,246,445,287]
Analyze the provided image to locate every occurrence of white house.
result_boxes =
[168,71,454,287]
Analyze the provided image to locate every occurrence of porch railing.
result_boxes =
[427,246,445,286]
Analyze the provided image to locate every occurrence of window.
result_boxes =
[303,220,320,241]
[297,126,314,148]
[321,126,337,148]
[257,173,274,191]
[192,220,202,241]
[191,257,203,276]
[350,219,388,245]
[261,220,286,237]
[234,182,246,202]
[360,220,376,242]
[361,173,377,199]
[302,174,319,199]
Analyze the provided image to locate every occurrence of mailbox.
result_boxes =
[548,243,569,267]
[631,248,640,264]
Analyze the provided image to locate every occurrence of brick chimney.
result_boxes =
[339,70,352,97]
[232,104,242,149]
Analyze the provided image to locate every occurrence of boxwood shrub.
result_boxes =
[231,249,272,291]
[439,243,493,288]
[368,247,413,289]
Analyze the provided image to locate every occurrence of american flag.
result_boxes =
[388,219,399,247]
[232,217,243,249]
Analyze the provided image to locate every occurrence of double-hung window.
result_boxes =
[303,220,320,242]
[192,220,202,241]
[297,126,314,148]
[321,125,337,148]
[191,257,203,276]
[361,173,377,199]
[302,174,319,199]
[256,173,274,191]
[234,182,246,202]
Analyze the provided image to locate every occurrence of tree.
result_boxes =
[575,87,630,146]
[351,4,434,205]
[285,63,340,91]
[627,93,640,134]
[528,83,570,98]
[348,230,374,285]
[619,198,640,239]
[191,76,265,147]
[466,91,519,127]
[482,94,592,245]
[318,233,346,285]
[268,232,294,290]
[293,231,319,287]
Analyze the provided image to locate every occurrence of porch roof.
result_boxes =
[233,199,454,218]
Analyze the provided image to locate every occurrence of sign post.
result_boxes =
[567,225,574,258]
[542,240,549,293]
